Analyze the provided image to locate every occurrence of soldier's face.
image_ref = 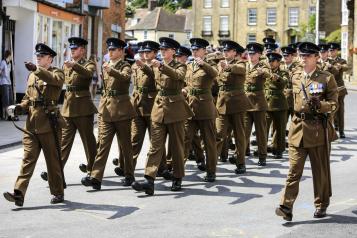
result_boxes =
[223,49,236,60]
[320,51,328,60]
[144,51,156,60]
[176,55,188,64]
[248,52,260,63]
[283,54,293,64]
[71,47,85,60]
[269,60,280,69]
[108,48,123,60]
[160,48,175,60]
[301,53,318,66]
[329,49,338,58]
[36,54,52,68]
[192,48,205,59]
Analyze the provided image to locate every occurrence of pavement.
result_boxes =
[0,87,357,238]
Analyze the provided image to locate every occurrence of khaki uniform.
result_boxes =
[90,59,136,181]
[216,59,252,165]
[15,66,65,197]
[266,68,289,153]
[280,69,338,211]
[61,58,98,172]
[330,57,348,132]
[184,59,218,174]
[244,61,271,158]
[145,60,193,179]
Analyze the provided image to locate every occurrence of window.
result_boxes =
[309,6,316,16]
[168,33,174,39]
[204,0,212,8]
[247,33,256,43]
[266,8,276,25]
[220,16,229,31]
[248,8,257,25]
[221,0,229,8]
[203,16,212,31]
[288,7,299,26]
[52,20,63,67]
[144,30,148,40]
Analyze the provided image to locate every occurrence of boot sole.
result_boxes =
[4,192,23,207]
[275,208,292,221]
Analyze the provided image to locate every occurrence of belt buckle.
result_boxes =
[301,112,305,120]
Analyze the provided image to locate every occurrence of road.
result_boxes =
[0,92,357,238]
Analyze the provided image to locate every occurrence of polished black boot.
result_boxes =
[114,167,125,177]
[171,178,182,191]
[228,155,236,165]
[188,150,196,161]
[275,205,293,221]
[81,176,101,190]
[122,176,135,186]
[203,173,216,182]
[40,171,48,181]
[197,160,206,171]
[235,164,246,174]
[258,158,266,166]
[339,131,346,139]
[161,170,173,180]
[112,158,119,166]
[50,195,64,204]
[314,208,327,218]
[274,151,283,159]
[3,190,24,207]
[220,155,228,162]
[79,163,87,173]
[131,177,154,195]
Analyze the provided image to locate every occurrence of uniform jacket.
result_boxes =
[20,66,65,134]
[61,58,98,117]
[245,60,271,111]
[216,59,252,114]
[281,60,303,110]
[185,59,218,120]
[131,62,158,117]
[265,68,289,111]
[288,69,338,148]
[329,57,348,96]
[151,60,193,124]
[99,59,136,122]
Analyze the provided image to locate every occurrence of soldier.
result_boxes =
[328,42,348,138]
[131,37,193,194]
[318,43,339,76]
[276,42,338,221]
[265,43,279,54]
[216,40,252,174]
[245,43,271,166]
[3,43,65,206]
[81,38,136,189]
[41,37,98,182]
[183,38,218,182]
[265,53,289,159]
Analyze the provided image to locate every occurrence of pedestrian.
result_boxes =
[276,42,338,221]
[3,43,65,206]
[0,50,15,120]
[89,54,100,99]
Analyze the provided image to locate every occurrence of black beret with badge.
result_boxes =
[137,42,144,53]
[35,43,57,57]
[68,37,88,49]
[265,43,279,53]
[318,43,329,52]
[176,46,192,57]
[159,37,180,49]
[106,38,126,49]
[328,42,341,51]
[281,46,296,56]
[142,40,160,52]
[221,40,245,53]
[298,42,320,55]
[267,52,282,62]
[246,42,264,54]
[263,37,276,44]
[190,38,210,50]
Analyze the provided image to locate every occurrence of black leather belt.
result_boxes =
[245,84,263,92]
[158,88,179,96]
[135,86,157,94]
[189,88,209,96]
[219,85,244,92]
[294,112,323,121]
[66,85,88,92]
[29,100,57,107]
[267,89,284,96]
[105,90,129,97]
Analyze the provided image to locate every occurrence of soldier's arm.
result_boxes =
[160,63,186,81]
[229,62,246,75]
[72,62,95,78]
[328,65,339,77]
[340,59,348,72]
[108,65,131,82]
[318,74,338,114]
[33,67,64,87]
[141,64,155,79]
[201,61,218,77]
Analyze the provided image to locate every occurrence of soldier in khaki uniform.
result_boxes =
[265,53,289,159]
[3,44,65,206]
[276,42,338,221]
[132,37,193,195]
[318,44,339,76]
[40,37,98,181]
[328,42,348,138]
[183,38,218,182]
[245,43,271,166]
[81,38,136,189]
[216,40,252,174]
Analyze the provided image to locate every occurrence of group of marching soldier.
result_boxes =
[3,34,348,221]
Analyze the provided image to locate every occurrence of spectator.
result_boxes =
[89,55,100,99]
[0,50,16,120]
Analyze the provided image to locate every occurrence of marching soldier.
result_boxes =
[132,37,193,194]
[245,43,271,166]
[265,53,289,159]
[81,38,136,189]
[3,43,65,206]
[183,38,218,182]
[276,42,338,221]
[216,40,252,174]
[318,44,339,76]
[328,42,348,138]
[41,37,98,181]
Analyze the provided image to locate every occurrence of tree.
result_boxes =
[298,14,316,42]
[324,29,341,43]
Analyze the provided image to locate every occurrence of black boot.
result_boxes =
[40,171,48,181]
[339,131,346,139]
[161,170,173,180]
[112,158,119,166]
[197,161,206,171]
[114,167,125,177]
[258,158,266,166]
[171,178,182,191]
[131,177,154,195]
[188,150,196,161]
[313,208,327,218]
[228,155,236,165]
[203,173,216,182]
[3,190,24,207]
[253,150,259,157]
[220,156,227,162]
[274,152,283,159]
[251,140,257,146]
[275,205,293,221]
[229,140,236,150]
[235,164,246,174]
[81,176,101,190]
[50,195,64,204]
[122,176,135,186]
[79,163,87,173]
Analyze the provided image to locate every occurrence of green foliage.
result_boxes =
[128,0,192,13]
[126,4,136,18]
[297,14,316,42]
[325,29,341,43]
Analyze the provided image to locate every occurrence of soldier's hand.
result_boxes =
[24,62,37,72]
[195,58,204,66]
[220,60,227,69]
[64,60,75,69]
[136,59,145,68]
[335,63,341,70]
[102,62,110,73]
[308,96,321,110]
[182,89,188,97]
[257,68,263,75]
[151,59,162,68]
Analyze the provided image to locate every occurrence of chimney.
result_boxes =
[148,0,157,11]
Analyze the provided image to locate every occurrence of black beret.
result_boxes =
[159,37,180,49]
[190,38,210,50]
[267,52,282,62]
[176,46,191,57]
[246,42,264,54]
[68,37,88,49]
[318,43,329,52]
[35,43,57,57]
[221,40,245,53]
[298,42,320,55]
[106,38,126,49]
[265,43,279,53]
[263,37,276,44]
[142,40,160,52]
[281,46,296,56]
[328,42,341,51]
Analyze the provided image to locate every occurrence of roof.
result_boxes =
[127,7,186,32]
[176,9,192,31]
[125,8,150,30]
[33,0,84,16]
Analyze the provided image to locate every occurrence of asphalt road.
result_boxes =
[0,92,357,238]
